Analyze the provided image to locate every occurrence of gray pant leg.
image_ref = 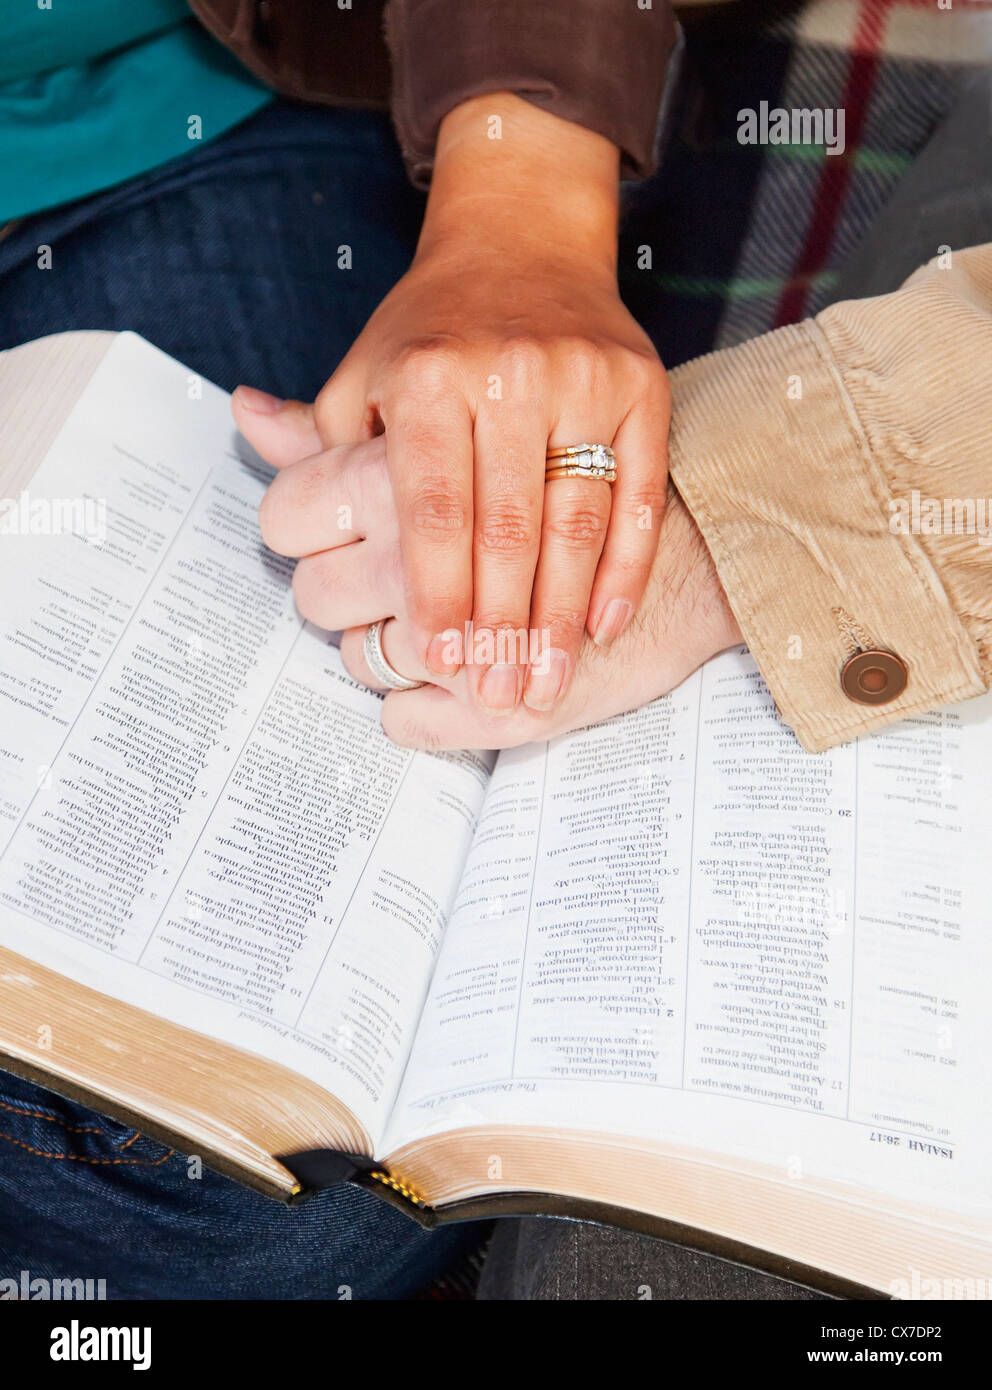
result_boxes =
[477,1219,833,1301]
[830,70,992,302]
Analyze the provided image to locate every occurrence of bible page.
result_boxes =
[387,647,992,1225]
[0,333,491,1145]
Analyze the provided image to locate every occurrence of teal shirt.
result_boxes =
[0,0,273,222]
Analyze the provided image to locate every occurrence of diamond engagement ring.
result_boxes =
[363,620,425,692]
[545,443,617,483]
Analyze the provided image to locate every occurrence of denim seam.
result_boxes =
[0,1128,176,1168]
[0,1098,168,1159]
[0,1096,144,1150]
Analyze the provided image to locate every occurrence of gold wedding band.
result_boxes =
[545,443,617,484]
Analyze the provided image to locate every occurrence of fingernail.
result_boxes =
[236,385,283,414]
[592,597,633,648]
[478,663,520,716]
[426,630,461,676]
[523,648,570,712]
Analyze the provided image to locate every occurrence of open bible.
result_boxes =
[0,332,989,1300]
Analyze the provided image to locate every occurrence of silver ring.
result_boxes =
[363,620,425,692]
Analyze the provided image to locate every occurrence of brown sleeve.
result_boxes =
[384,0,678,187]
[668,246,992,752]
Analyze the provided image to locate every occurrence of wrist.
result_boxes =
[417,92,620,276]
[655,488,742,672]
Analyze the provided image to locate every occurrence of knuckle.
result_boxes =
[623,481,668,515]
[290,456,332,515]
[389,713,443,752]
[393,339,462,396]
[556,332,601,360]
[495,337,547,389]
[257,486,283,551]
[473,621,531,659]
[537,605,586,645]
[627,350,668,394]
[558,335,609,390]
[407,480,469,537]
[290,559,317,609]
[603,554,653,590]
[475,615,525,632]
[476,500,538,556]
[259,460,325,550]
[546,505,609,549]
[291,557,335,621]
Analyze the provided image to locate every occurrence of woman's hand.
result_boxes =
[255,434,741,752]
[235,92,670,719]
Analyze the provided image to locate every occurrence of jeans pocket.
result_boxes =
[0,1067,175,1170]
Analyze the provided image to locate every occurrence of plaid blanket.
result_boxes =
[620,0,992,367]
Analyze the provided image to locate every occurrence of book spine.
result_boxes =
[367,1169,430,1210]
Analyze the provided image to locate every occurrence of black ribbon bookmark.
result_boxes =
[278,1148,378,1193]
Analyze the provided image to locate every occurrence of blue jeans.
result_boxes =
[0,102,477,1301]
[0,101,425,396]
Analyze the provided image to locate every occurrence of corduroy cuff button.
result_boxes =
[840,649,908,705]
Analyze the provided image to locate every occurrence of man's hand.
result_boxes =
[235,92,670,720]
[257,434,741,751]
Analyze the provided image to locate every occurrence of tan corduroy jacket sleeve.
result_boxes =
[668,245,992,753]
